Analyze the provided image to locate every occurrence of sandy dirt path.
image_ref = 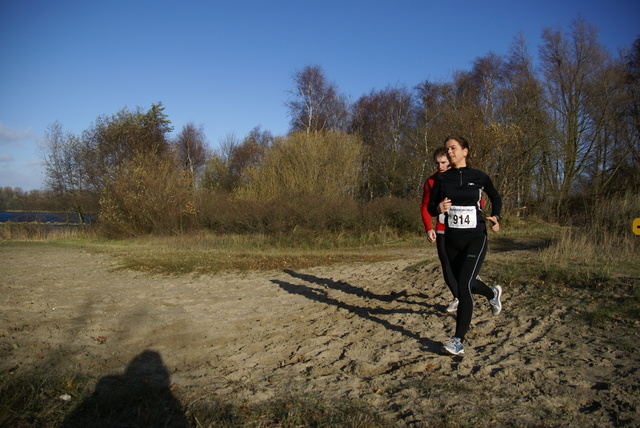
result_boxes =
[1,244,638,426]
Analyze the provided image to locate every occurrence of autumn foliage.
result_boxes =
[34,19,639,237]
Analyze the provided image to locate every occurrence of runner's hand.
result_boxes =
[427,229,436,243]
[487,216,500,232]
[439,198,451,214]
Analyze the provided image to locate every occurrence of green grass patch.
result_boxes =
[0,372,391,428]
[187,393,391,427]
[581,279,640,327]
[0,373,89,427]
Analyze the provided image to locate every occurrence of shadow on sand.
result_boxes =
[62,349,189,427]
[272,270,442,353]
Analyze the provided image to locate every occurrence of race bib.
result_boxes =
[448,205,477,229]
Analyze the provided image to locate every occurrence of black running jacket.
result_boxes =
[427,166,502,239]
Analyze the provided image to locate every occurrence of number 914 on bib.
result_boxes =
[447,205,477,229]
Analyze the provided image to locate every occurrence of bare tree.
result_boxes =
[469,52,506,125]
[625,37,640,152]
[492,35,547,211]
[350,86,417,198]
[42,121,95,220]
[201,127,273,193]
[201,133,239,193]
[578,53,637,200]
[285,65,349,134]
[228,126,273,187]
[172,122,209,184]
[613,36,640,188]
[539,17,609,216]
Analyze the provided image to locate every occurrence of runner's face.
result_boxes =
[435,155,450,173]
[445,139,468,167]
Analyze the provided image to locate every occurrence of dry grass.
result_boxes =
[0,222,97,241]
[68,230,418,275]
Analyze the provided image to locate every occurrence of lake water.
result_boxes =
[0,211,95,224]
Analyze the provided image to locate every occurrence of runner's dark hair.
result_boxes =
[444,135,472,166]
[433,146,448,162]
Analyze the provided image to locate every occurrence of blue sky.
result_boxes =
[1,0,638,191]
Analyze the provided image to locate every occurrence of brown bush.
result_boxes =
[99,154,196,237]
[195,190,420,236]
[237,131,362,200]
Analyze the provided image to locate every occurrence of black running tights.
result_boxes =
[445,234,494,341]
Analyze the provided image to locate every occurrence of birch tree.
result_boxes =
[539,18,609,215]
[285,65,349,134]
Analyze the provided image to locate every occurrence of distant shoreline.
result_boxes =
[0,211,96,224]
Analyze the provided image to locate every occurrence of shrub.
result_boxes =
[361,196,423,233]
[99,154,197,237]
[237,131,363,200]
[195,191,421,236]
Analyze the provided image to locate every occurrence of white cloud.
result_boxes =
[0,122,35,145]
[0,154,13,162]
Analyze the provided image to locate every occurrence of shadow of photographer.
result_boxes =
[62,349,189,427]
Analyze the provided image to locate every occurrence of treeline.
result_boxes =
[0,187,60,212]
[33,18,639,237]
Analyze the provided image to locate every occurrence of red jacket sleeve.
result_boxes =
[421,177,434,233]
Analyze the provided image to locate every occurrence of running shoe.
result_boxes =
[490,285,502,315]
[442,337,464,355]
[446,298,459,313]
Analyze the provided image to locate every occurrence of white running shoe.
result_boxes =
[446,298,459,313]
[442,337,464,355]
[490,285,502,315]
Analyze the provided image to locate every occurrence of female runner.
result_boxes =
[427,135,503,356]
